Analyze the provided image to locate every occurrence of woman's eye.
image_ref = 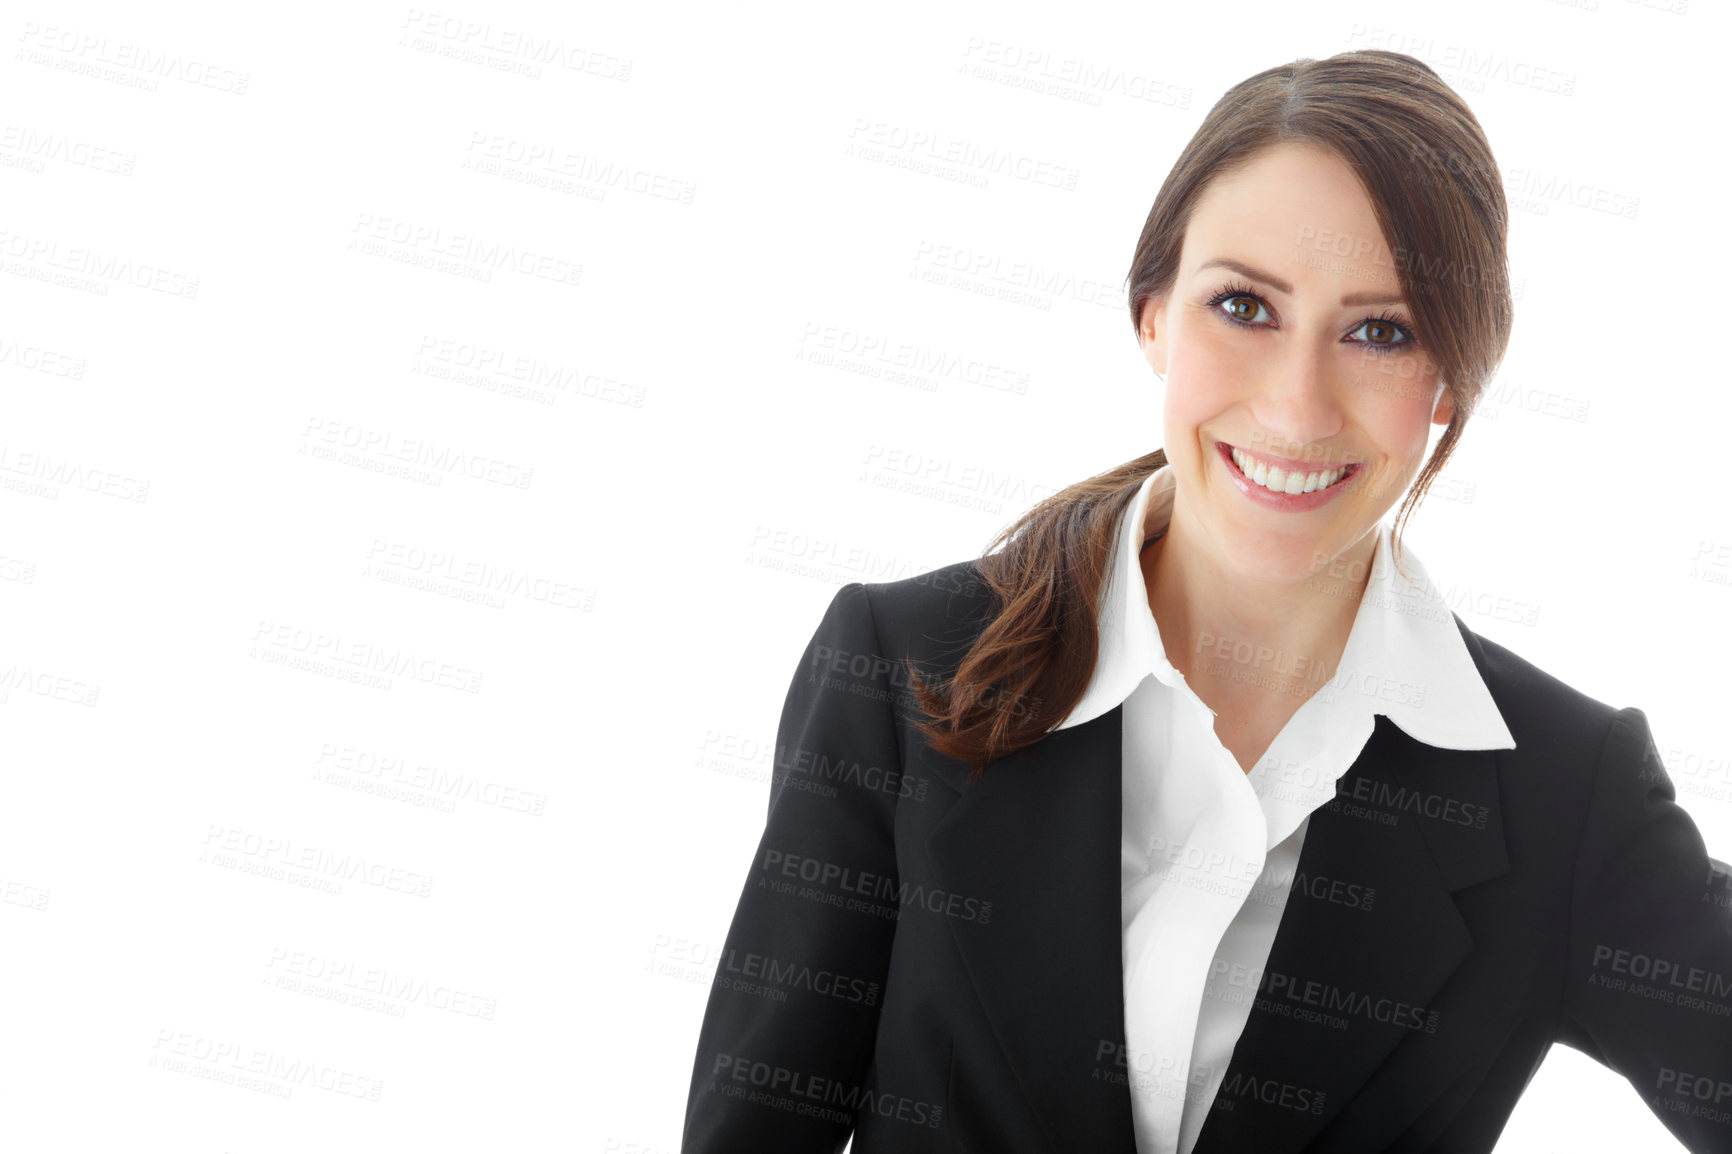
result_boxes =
[1348,319,1410,348]
[1221,295,1269,324]
[1214,293,1414,352]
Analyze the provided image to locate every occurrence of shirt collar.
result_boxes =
[1050,464,1517,752]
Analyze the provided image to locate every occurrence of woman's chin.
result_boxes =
[1212,526,1356,586]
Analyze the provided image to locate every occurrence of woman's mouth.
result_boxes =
[1214,441,1361,511]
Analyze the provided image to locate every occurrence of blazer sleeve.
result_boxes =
[1558,705,1732,1150]
[681,581,906,1153]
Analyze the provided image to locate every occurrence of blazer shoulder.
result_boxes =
[849,556,997,677]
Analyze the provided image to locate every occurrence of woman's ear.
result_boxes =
[1139,295,1169,377]
[1432,385,1456,426]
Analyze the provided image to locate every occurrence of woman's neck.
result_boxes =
[1138,501,1378,712]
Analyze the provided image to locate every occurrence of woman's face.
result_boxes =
[1140,140,1454,586]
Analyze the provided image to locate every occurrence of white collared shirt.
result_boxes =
[1050,463,1518,1154]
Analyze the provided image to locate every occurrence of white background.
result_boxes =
[1,0,1726,1151]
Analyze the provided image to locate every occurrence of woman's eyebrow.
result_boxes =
[1196,256,1406,307]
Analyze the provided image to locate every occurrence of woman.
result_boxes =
[682,49,1732,1153]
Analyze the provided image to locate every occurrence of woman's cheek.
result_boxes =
[1167,331,1245,416]
[1352,350,1441,412]
[1378,370,1445,447]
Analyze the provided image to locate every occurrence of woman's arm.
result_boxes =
[1559,705,1732,1150]
[681,581,905,1152]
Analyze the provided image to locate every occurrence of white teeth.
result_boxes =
[1230,447,1351,495]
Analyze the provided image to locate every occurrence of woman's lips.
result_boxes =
[1218,441,1357,476]
[1214,441,1360,511]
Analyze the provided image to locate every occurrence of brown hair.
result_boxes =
[905,49,1513,778]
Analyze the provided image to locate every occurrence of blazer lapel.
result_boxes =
[1192,717,1511,1152]
[925,704,1510,1154]
[924,705,1139,1152]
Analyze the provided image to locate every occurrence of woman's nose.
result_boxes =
[1247,341,1347,452]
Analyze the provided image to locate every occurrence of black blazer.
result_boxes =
[682,560,1732,1152]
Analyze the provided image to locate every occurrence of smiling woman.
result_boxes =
[1126,138,1471,778]
[682,48,1732,1154]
